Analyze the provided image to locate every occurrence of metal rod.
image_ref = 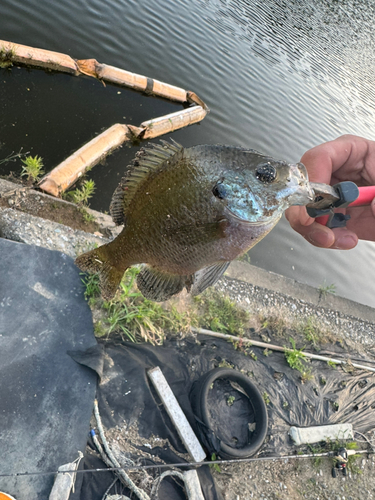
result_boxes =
[192,327,375,373]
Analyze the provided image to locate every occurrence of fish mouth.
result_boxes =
[286,162,314,206]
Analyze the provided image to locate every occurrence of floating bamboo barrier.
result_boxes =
[39,124,130,197]
[0,39,209,196]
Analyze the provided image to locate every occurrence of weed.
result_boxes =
[285,337,312,382]
[94,321,107,338]
[80,207,96,223]
[285,337,307,371]
[263,392,270,405]
[250,350,257,361]
[194,289,249,335]
[65,179,96,205]
[218,359,235,369]
[307,444,323,468]
[263,348,272,357]
[210,453,221,473]
[0,149,26,166]
[0,44,16,67]
[226,395,235,406]
[236,252,251,264]
[259,314,288,337]
[318,280,336,299]
[20,155,44,182]
[327,360,337,369]
[89,267,194,344]
[81,273,101,302]
[300,317,325,349]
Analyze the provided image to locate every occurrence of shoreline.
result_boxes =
[1,177,374,348]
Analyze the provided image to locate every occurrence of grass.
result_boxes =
[20,155,44,182]
[65,179,96,205]
[299,316,331,349]
[81,264,338,359]
[82,267,195,344]
[0,44,16,68]
[226,395,235,406]
[285,337,312,382]
[81,272,100,303]
[194,288,249,335]
[318,280,336,299]
[262,391,270,405]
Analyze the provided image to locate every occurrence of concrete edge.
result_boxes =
[226,261,375,324]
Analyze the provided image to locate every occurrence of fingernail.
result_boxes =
[333,235,357,250]
[307,230,334,248]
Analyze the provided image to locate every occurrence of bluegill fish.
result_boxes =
[75,140,313,301]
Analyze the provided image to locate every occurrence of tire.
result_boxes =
[190,368,268,459]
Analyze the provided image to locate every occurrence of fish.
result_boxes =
[75,140,313,301]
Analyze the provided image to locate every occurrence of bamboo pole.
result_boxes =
[141,106,207,139]
[77,59,188,102]
[39,124,130,197]
[0,40,200,104]
[191,327,375,374]
[1,39,209,196]
[0,40,78,74]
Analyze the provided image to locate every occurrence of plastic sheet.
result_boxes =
[70,333,375,498]
[0,239,97,500]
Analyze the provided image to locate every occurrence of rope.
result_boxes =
[150,470,185,499]
[93,400,150,500]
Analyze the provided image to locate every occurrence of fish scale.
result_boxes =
[75,140,313,301]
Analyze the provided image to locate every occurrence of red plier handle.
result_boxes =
[348,186,375,207]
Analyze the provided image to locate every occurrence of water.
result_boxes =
[1,0,375,307]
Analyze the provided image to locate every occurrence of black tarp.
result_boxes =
[71,333,375,499]
[1,238,375,500]
[0,239,97,499]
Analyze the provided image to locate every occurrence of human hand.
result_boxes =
[285,135,375,249]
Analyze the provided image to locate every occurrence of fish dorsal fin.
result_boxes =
[110,139,184,225]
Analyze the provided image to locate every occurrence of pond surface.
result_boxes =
[1,0,375,307]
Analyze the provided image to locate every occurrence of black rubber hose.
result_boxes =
[190,368,268,459]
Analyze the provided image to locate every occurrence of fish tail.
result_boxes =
[75,245,127,300]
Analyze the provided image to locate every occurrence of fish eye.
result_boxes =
[212,182,227,199]
[256,164,277,183]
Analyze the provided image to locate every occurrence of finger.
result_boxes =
[286,207,335,248]
[330,227,358,250]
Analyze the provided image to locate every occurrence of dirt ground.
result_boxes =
[95,415,375,500]
[213,455,375,500]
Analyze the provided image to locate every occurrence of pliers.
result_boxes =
[306,181,375,228]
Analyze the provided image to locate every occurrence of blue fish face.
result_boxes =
[212,159,313,224]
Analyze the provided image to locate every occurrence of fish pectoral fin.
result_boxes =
[169,218,229,243]
[137,266,193,302]
[191,261,231,296]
